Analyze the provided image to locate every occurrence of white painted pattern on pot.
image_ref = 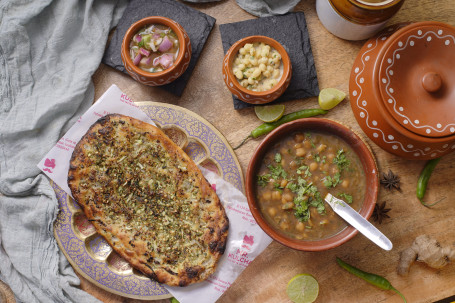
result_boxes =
[380,29,455,134]
[351,24,451,158]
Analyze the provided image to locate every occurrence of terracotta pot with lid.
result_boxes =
[350,21,455,160]
[316,0,405,41]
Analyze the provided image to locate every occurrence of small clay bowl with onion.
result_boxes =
[245,118,379,251]
[121,16,191,86]
[222,35,292,105]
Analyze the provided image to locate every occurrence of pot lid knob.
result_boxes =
[422,72,442,93]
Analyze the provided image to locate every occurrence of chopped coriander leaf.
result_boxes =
[323,172,341,188]
[296,165,307,175]
[275,153,282,163]
[287,177,326,221]
[321,156,327,164]
[333,148,350,171]
[257,174,270,187]
[268,164,287,180]
[294,197,310,222]
[323,176,333,188]
[339,193,353,204]
[286,182,298,192]
[274,183,283,192]
[314,153,321,163]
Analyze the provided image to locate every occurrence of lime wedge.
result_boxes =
[286,274,319,303]
[254,104,285,123]
[318,88,346,110]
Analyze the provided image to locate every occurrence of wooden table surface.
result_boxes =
[79,0,455,302]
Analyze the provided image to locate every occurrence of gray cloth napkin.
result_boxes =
[0,0,127,302]
[236,0,301,17]
[183,0,299,17]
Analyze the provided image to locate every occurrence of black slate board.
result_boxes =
[219,13,320,110]
[102,0,216,97]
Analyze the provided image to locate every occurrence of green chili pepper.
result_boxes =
[417,157,444,207]
[336,257,407,303]
[233,108,328,150]
[170,298,180,303]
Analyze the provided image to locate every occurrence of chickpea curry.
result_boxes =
[255,132,366,240]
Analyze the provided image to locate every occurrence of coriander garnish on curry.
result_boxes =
[255,132,365,240]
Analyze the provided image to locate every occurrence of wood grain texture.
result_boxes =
[87,0,455,302]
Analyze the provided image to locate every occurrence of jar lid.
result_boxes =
[377,22,455,138]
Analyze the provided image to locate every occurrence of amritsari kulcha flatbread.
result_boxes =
[67,114,229,286]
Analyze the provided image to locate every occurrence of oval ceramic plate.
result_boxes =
[53,102,244,300]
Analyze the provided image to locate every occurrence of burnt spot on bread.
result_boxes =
[179,279,189,287]
[144,264,158,280]
[98,125,114,139]
[209,238,227,254]
[185,266,201,279]
[96,219,106,227]
[98,115,110,125]
[165,268,177,276]
[221,217,229,234]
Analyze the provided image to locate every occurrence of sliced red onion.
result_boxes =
[158,36,173,52]
[139,47,150,56]
[159,53,174,69]
[135,34,142,42]
[153,56,161,67]
[150,42,157,52]
[152,54,174,70]
[145,57,152,66]
[153,33,161,40]
[133,53,142,66]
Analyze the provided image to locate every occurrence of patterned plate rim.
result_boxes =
[53,101,244,300]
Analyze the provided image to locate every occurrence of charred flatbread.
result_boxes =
[68,114,229,286]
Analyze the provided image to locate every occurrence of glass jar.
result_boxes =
[316,0,405,40]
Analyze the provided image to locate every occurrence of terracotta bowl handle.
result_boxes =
[422,72,442,93]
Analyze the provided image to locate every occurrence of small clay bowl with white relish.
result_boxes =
[245,118,378,251]
[222,35,292,104]
[121,16,191,86]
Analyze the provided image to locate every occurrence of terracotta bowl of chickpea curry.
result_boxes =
[222,35,292,104]
[245,118,378,251]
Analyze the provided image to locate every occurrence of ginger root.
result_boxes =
[397,235,455,276]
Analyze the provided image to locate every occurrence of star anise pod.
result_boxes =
[380,169,401,191]
[372,201,391,224]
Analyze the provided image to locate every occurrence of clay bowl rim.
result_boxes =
[121,16,188,79]
[245,118,379,251]
[223,35,292,102]
[372,21,455,144]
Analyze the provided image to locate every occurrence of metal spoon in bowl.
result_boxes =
[324,193,393,251]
